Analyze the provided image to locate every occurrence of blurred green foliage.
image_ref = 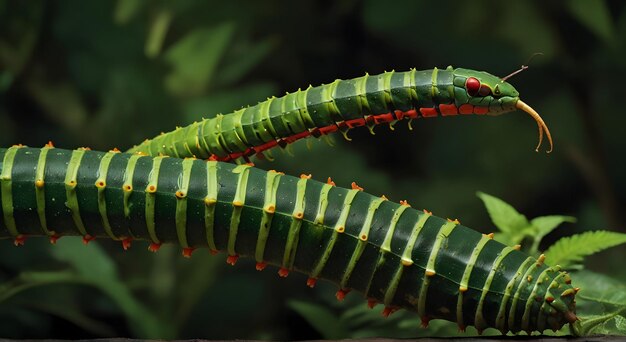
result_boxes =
[1,0,626,339]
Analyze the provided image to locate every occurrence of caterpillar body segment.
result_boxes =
[1,146,575,334]
[127,67,552,161]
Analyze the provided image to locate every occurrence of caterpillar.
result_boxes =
[127,67,553,162]
[0,145,578,334]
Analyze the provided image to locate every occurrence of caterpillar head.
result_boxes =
[453,68,552,153]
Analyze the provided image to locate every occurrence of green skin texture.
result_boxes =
[0,146,577,334]
[127,67,520,160]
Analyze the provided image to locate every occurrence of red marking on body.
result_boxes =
[14,235,26,246]
[439,104,458,116]
[226,255,239,265]
[466,77,480,96]
[45,141,55,148]
[474,106,489,115]
[395,109,418,120]
[335,289,350,301]
[254,140,278,154]
[278,268,290,277]
[319,125,338,135]
[284,130,311,144]
[82,234,95,245]
[306,277,317,288]
[49,234,60,245]
[367,299,378,309]
[421,316,430,328]
[372,113,395,124]
[458,324,466,333]
[327,177,335,186]
[419,107,438,118]
[182,247,195,258]
[345,118,366,128]
[382,306,398,318]
[148,243,161,252]
[122,237,133,250]
[226,151,244,160]
[459,104,474,114]
[351,182,363,191]
[211,103,484,163]
[255,262,267,271]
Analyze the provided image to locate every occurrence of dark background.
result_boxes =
[1,0,625,339]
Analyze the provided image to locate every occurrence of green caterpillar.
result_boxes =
[128,67,553,162]
[1,146,577,334]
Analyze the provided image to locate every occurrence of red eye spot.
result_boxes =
[478,85,492,96]
[466,77,480,96]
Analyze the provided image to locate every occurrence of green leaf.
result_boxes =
[51,239,167,338]
[113,0,146,24]
[18,298,116,336]
[528,215,576,254]
[570,270,626,336]
[543,230,626,268]
[287,300,349,339]
[531,215,577,238]
[477,192,530,245]
[0,271,86,304]
[214,37,277,86]
[565,0,614,43]
[164,23,235,96]
[144,9,172,58]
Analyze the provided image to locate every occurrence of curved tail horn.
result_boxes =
[516,100,553,153]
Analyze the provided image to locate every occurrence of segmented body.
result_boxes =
[0,146,577,334]
[127,67,524,161]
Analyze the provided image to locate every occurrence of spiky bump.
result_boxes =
[382,306,398,317]
[13,235,26,246]
[148,243,161,252]
[182,247,195,258]
[335,289,350,301]
[351,182,363,191]
[49,234,60,245]
[226,255,239,265]
[278,268,289,277]
[255,262,267,271]
[121,237,133,250]
[82,234,95,244]
[306,277,317,288]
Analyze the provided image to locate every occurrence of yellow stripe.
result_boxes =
[204,160,219,251]
[34,146,52,235]
[175,158,195,248]
[65,149,87,236]
[227,164,251,255]
[95,151,119,240]
[145,156,166,244]
[417,220,456,317]
[255,170,281,262]
[1,146,21,237]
